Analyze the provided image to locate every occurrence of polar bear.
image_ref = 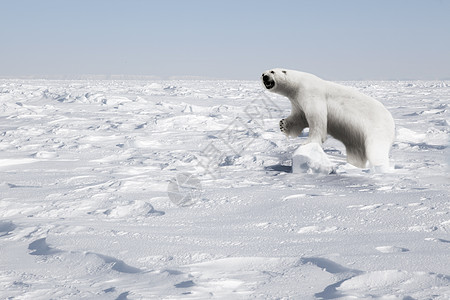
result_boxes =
[262,68,395,169]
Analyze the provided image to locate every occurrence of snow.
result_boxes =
[292,143,334,174]
[0,79,449,299]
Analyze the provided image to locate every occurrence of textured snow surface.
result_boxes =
[0,79,449,299]
[292,143,335,174]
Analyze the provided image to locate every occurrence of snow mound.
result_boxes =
[375,246,409,253]
[102,200,165,218]
[292,143,334,174]
[337,270,450,299]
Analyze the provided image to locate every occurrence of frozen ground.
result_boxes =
[0,79,449,299]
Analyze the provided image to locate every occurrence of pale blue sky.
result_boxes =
[1,0,449,80]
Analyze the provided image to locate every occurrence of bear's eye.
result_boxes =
[270,71,275,74]
[282,70,287,74]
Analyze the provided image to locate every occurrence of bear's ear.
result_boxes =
[282,70,287,74]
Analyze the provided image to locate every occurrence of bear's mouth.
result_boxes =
[262,75,275,89]
[264,80,275,89]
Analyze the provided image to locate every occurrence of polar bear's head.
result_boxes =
[261,68,293,96]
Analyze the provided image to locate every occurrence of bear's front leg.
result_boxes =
[304,115,327,144]
[279,114,306,138]
[303,98,327,145]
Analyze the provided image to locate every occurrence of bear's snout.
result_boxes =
[262,73,275,89]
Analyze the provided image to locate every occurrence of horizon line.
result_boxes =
[0,74,449,81]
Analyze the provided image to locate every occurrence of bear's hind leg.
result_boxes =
[346,146,368,168]
[366,140,392,171]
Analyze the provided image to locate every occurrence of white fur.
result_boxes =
[262,68,395,169]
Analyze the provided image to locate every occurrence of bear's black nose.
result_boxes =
[262,74,270,82]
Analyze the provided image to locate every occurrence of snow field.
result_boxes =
[0,79,449,299]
